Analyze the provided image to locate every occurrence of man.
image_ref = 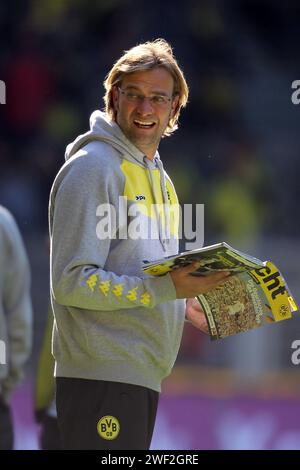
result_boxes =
[49,39,229,450]
[0,206,32,450]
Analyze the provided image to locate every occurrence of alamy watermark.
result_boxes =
[291,80,300,104]
[95,198,204,250]
[0,340,6,365]
[291,340,300,365]
[0,80,6,104]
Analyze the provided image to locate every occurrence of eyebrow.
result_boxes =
[122,84,170,97]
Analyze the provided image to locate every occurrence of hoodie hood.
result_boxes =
[65,110,158,167]
[65,110,171,251]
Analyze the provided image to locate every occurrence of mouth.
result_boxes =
[133,120,156,129]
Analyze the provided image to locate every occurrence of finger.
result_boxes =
[206,271,231,286]
[190,271,231,294]
[180,261,203,273]
[200,271,231,282]
[210,271,231,280]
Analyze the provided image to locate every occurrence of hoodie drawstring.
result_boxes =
[145,157,170,252]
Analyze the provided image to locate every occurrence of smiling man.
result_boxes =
[112,67,177,158]
[49,39,229,450]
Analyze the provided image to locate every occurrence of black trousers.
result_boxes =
[40,415,61,450]
[56,377,159,450]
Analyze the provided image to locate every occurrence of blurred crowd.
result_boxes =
[1,0,300,241]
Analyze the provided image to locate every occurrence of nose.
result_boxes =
[136,97,154,115]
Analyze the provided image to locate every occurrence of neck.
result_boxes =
[134,144,157,161]
[144,152,155,161]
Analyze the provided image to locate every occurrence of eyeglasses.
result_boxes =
[118,87,172,108]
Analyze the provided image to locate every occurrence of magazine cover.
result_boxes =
[142,244,298,340]
[197,261,298,340]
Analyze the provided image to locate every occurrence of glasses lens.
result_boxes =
[120,88,171,107]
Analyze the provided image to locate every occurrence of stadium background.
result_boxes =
[1,0,300,449]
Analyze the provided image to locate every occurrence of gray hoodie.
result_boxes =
[0,206,32,403]
[49,111,186,392]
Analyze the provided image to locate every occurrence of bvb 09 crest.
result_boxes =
[97,415,120,440]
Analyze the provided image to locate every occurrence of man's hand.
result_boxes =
[169,261,230,299]
[185,297,209,334]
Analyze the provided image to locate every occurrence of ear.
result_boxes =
[112,85,119,112]
[170,95,180,119]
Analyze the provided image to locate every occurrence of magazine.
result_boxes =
[142,242,265,276]
[142,243,298,340]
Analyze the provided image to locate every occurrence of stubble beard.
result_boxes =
[123,124,161,156]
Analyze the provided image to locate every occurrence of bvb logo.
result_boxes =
[280,304,289,317]
[97,415,120,440]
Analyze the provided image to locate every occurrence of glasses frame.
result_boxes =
[117,87,173,107]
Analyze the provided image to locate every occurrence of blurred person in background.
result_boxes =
[49,39,230,450]
[0,205,32,450]
[35,236,60,449]
[35,305,60,450]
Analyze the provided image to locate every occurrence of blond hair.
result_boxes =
[103,39,189,137]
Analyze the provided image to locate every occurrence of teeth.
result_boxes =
[134,120,154,126]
